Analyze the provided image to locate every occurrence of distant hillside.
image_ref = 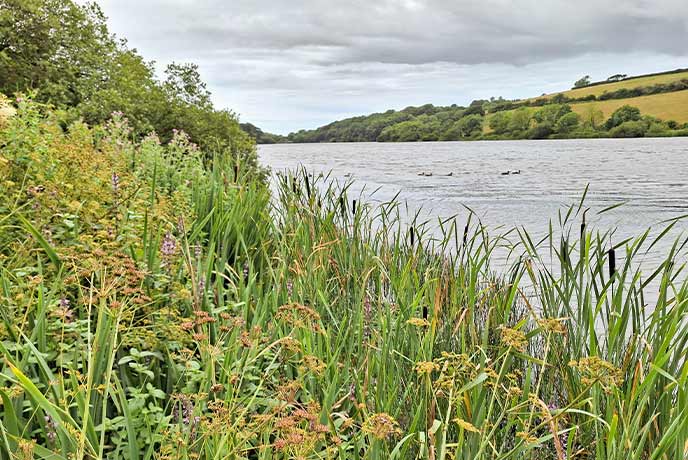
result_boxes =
[561,68,688,98]
[239,122,285,144]
[257,68,688,143]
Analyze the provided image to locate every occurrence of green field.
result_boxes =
[537,70,688,100]
[485,87,688,134]
[570,89,688,123]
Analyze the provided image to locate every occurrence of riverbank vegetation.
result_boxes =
[2,97,688,459]
[2,1,688,459]
[285,97,688,143]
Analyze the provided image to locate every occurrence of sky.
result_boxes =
[97,0,688,134]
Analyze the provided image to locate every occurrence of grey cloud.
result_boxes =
[103,0,688,65]
[97,0,688,133]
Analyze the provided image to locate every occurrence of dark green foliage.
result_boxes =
[605,105,642,129]
[281,98,683,143]
[555,112,581,134]
[442,114,483,140]
[0,0,114,107]
[0,0,257,165]
[573,75,591,88]
[533,104,572,125]
[240,122,285,144]
[488,111,511,135]
[609,120,647,137]
[607,74,627,82]
[528,122,554,139]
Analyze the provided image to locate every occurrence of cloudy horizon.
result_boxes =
[97,0,688,134]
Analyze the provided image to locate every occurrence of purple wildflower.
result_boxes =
[45,415,57,442]
[190,415,201,441]
[111,172,120,194]
[363,295,372,340]
[182,396,193,425]
[55,298,73,322]
[349,382,356,402]
[363,295,372,319]
[161,232,176,259]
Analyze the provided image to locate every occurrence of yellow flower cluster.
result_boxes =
[569,356,623,391]
[498,325,528,351]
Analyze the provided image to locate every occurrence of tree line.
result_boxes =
[280,101,688,144]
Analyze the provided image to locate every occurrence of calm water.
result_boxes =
[259,138,688,268]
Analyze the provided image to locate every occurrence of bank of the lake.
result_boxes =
[2,101,688,459]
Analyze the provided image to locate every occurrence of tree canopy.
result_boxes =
[0,0,255,162]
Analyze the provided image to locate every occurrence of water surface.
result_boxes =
[259,138,688,268]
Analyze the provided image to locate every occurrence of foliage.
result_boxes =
[267,70,688,143]
[528,122,553,139]
[442,114,483,140]
[279,95,684,143]
[0,0,258,168]
[240,122,285,144]
[488,111,511,135]
[573,75,591,88]
[609,120,647,137]
[507,108,532,135]
[0,0,114,107]
[605,105,642,129]
[554,112,581,134]
[2,101,688,460]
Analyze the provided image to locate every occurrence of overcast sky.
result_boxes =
[97,0,688,134]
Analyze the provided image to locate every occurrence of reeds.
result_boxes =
[0,101,687,459]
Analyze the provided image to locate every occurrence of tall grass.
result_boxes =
[0,99,686,459]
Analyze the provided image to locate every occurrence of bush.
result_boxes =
[605,105,642,129]
[528,122,553,139]
[609,120,647,138]
[555,112,581,134]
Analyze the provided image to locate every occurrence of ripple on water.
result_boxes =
[259,138,688,269]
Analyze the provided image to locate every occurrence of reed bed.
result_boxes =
[0,100,687,459]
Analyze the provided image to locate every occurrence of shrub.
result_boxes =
[555,112,581,134]
[528,122,553,139]
[609,120,647,137]
[605,105,642,129]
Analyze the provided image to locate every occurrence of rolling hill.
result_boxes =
[248,68,688,143]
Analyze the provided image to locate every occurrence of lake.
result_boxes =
[259,138,688,268]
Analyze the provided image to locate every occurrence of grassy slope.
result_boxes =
[486,84,688,133]
[559,70,688,99]
[525,70,688,101]
[570,89,688,122]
